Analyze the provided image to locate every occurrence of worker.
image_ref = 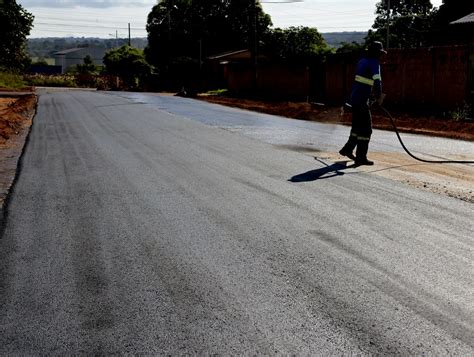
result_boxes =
[339,41,386,166]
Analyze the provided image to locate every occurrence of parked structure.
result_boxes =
[54,46,105,74]
[450,13,474,44]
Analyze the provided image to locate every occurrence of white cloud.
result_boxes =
[19,0,157,8]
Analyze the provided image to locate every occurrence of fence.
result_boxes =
[323,45,472,111]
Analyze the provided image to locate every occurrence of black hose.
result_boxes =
[379,106,474,164]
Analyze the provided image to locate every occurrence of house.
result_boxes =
[54,46,106,74]
[449,12,474,44]
[450,12,474,26]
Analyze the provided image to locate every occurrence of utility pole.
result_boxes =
[109,32,119,47]
[128,23,131,46]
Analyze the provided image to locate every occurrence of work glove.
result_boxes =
[375,93,386,106]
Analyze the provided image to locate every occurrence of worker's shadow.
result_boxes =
[289,159,353,182]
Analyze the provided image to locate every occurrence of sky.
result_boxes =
[17,0,444,38]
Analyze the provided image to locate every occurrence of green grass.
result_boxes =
[205,89,229,96]
[0,72,26,89]
[448,103,472,122]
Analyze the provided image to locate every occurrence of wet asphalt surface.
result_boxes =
[0,90,473,354]
[118,92,474,159]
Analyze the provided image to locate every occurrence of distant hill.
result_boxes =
[28,32,367,60]
[322,32,367,48]
[28,37,148,60]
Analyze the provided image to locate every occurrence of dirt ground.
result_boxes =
[0,93,37,206]
[0,92,472,205]
[200,95,474,203]
[0,95,36,141]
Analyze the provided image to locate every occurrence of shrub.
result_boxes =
[24,74,76,87]
[206,89,229,96]
[448,103,472,122]
[0,72,26,89]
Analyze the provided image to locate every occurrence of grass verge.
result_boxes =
[0,72,26,89]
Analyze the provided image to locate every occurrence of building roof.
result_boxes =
[207,49,250,61]
[450,12,474,25]
[54,48,83,56]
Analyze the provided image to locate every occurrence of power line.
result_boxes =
[34,21,145,31]
[32,15,146,25]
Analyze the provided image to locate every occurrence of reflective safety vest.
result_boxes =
[350,57,382,105]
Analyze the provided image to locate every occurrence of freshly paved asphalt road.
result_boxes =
[0,90,472,354]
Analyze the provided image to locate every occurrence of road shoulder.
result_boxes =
[0,92,37,222]
[318,151,474,203]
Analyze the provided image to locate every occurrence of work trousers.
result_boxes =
[342,102,373,159]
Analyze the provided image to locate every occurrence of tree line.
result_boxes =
[28,37,148,61]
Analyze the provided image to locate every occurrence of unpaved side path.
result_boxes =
[320,151,474,203]
[0,94,36,207]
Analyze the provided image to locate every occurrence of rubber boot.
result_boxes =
[355,140,374,166]
[339,135,357,160]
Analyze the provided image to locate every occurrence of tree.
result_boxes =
[75,55,99,74]
[73,55,101,88]
[0,0,34,71]
[103,46,152,89]
[145,0,272,84]
[432,0,474,25]
[367,0,434,48]
[336,42,365,55]
[428,0,474,44]
[262,26,332,63]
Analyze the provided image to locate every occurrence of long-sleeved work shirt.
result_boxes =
[350,56,382,106]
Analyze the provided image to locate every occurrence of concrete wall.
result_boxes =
[385,46,469,109]
[323,53,357,105]
[220,45,472,111]
[227,62,310,100]
[257,64,310,100]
